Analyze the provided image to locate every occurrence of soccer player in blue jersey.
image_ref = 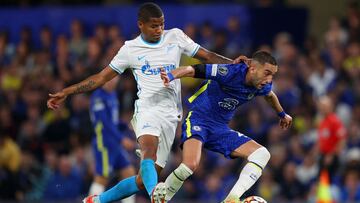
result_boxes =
[88,76,136,203]
[158,51,292,203]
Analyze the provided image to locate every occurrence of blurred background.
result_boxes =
[0,0,359,203]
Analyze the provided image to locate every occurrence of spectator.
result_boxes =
[316,95,346,179]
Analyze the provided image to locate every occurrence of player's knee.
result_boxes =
[247,147,271,169]
[135,174,145,190]
[141,147,157,161]
[182,160,199,172]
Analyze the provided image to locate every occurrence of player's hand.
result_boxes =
[121,137,136,151]
[233,55,250,64]
[160,68,170,87]
[47,91,67,110]
[279,114,292,130]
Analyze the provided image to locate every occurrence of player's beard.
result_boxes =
[151,35,161,42]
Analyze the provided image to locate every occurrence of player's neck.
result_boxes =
[244,72,252,86]
[140,34,161,44]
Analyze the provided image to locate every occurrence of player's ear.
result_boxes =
[137,21,143,29]
[248,61,255,72]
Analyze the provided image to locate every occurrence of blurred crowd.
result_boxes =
[1,2,360,203]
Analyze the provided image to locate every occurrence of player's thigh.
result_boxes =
[131,111,162,159]
[155,115,178,168]
[131,110,162,141]
[205,128,252,159]
[230,139,263,159]
[180,114,208,170]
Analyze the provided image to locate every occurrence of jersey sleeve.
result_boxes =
[257,83,272,96]
[90,98,123,141]
[175,28,200,57]
[203,64,240,84]
[109,44,130,74]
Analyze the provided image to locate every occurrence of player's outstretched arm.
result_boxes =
[47,66,118,110]
[160,66,195,87]
[194,47,251,65]
[194,47,233,64]
[264,91,292,129]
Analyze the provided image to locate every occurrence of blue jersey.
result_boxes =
[181,63,272,159]
[187,62,272,124]
[89,88,131,176]
[89,88,123,142]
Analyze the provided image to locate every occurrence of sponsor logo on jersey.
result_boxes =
[141,61,176,75]
[218,98,239,110]
[218,66,228,76]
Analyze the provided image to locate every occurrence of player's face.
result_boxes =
[251,61,278,89]
[138,16,165,43]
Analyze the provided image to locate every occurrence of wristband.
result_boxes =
[167,72,175,81]
[278,111,286,118]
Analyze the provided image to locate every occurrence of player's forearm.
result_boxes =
[62,66,116,96]
[264,91,284,113]
[62,74,106,96]
[171,66,195,79]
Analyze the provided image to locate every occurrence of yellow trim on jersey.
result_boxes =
[95,122,109,177]
[186,111,193,138]
[188,80,211,103]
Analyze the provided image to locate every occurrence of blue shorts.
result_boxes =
[181,111,251,159]
[92,138,131,177]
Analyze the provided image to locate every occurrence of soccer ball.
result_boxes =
[242,196,267,203]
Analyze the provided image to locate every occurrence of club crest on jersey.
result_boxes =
[218,98,239,110]
[141,60,176,75]
[218,66,228,76]
[192,126,202,131]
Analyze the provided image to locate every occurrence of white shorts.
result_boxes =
[131,108,179,168]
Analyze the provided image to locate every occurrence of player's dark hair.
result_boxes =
[138,2,163,22]
[252,51,277,66]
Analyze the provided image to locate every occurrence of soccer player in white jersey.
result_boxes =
[47,2,239,203]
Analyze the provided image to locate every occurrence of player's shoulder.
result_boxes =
[122,35,141,47]
[165,28,184,37]
[167,28,183,33]
[219,63,246,75]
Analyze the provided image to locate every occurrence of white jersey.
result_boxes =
[109,28,200,118]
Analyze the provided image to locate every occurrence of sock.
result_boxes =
[89,182,105,195]
[165,163,193,201]
[121,195,136,203]
[99,176,139,203]
[227,162,263,199]
[140,159,158,196]
[226,147,270,199]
